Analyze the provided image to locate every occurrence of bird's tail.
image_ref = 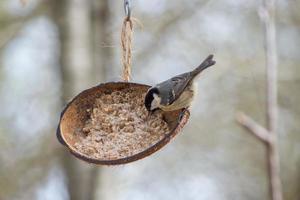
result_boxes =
[191,54,216,77]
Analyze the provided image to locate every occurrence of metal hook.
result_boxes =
[124,0,131,19]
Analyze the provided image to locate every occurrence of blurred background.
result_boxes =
[0,0,299,199]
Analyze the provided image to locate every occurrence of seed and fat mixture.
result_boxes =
[74,88,170,160]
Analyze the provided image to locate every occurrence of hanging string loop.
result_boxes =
[121,0,133,82]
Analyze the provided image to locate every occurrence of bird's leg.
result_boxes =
[178,107,188,122]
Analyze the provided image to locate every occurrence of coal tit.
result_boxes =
[144,55,215,114]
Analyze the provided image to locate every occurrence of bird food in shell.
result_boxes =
[73,88,170,160]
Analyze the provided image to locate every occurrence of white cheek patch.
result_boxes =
[151,93,161,110]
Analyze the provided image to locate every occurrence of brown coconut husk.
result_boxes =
[57,82,189,165]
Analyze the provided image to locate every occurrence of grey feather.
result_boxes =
[156,72,193,106]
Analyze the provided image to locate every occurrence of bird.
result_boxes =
[144,54,215,115]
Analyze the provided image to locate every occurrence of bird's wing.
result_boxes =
[156,72,192,106]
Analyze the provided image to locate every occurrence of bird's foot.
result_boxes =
[178,108,188,122]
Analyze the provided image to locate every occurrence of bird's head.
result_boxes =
[144,87,161,112]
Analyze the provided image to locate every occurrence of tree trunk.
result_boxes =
[50,0,111,199]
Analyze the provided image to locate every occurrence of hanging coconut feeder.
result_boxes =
[57,82,189,165]
[56,1,190,165]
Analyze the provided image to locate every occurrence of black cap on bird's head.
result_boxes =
[144,87,159,112]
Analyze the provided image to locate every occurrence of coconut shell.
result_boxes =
[57,82,189,165]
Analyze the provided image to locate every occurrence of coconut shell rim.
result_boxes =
[57,81,190,165]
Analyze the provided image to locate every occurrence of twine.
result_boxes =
[121,17,133,82]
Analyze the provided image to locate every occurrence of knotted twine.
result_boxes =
[121,17,133,82]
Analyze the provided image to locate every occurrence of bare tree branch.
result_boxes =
[237,0,283,199]
[262,0,283,199]
[236,112,271,143]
